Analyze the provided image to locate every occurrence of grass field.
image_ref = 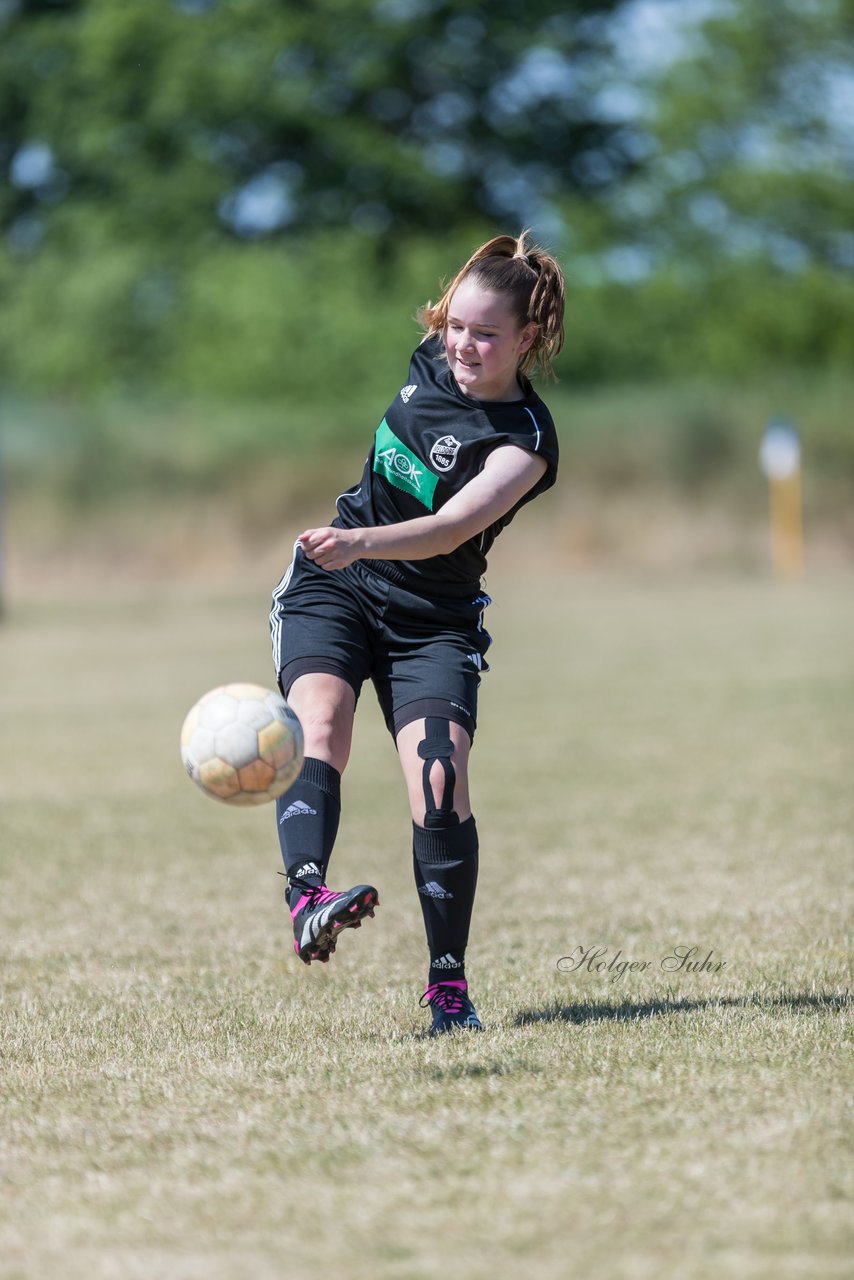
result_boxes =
[1,565,852,1279]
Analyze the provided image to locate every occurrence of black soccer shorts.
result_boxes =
[269,547,492,739]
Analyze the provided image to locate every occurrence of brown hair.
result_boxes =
[419,230,566,379]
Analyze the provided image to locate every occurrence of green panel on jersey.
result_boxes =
[372,418,438,510]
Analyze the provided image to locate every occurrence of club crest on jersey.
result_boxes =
[429,434,462,473]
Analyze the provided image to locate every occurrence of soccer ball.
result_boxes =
[180,683,304,806]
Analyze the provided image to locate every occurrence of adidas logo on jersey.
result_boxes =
[400,384,418,403]
[294,862,321,880]
[279,800,317,823]
[432,952,462,969]
[418,881,454,900]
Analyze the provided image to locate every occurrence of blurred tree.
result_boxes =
[0,0,635,247]
[605,0,854,280]
[1,0,851,396]
[547,0,854,382]
[0,0,642,394]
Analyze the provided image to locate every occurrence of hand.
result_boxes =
[298,526,361,571]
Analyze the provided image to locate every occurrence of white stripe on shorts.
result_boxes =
[269,538,301,672]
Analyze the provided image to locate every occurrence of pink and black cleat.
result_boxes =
[287,883,379,965]
[420,980,483,1034]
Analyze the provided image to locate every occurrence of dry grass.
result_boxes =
[1,566,852,1279]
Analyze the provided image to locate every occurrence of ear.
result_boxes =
[518,322,538,354]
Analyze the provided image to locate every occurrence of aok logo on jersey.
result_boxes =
[373,418,438,510]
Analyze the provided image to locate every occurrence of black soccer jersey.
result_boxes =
[334,334,559,594]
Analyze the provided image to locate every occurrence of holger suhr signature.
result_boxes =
[557,944,727,982]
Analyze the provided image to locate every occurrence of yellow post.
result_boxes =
[768,469,804,578]
[759,420,804,579]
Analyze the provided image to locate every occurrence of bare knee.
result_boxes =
[285,674,355,773]
[298,703,344,760]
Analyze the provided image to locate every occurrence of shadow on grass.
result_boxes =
[514,990,851,1027]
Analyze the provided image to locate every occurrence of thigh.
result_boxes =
[395,715,473,824]
[270,547,379,700]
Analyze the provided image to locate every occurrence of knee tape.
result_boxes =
[417,716,458,827]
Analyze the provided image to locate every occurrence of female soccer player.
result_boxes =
[269,231,565,1033]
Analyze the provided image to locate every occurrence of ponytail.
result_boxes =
[419,230,566,379]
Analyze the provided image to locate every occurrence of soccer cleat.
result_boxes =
[288,882,379,965]
[420,980,483,1035]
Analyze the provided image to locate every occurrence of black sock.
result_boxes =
[276,757,341,900]
[413,816,479,986]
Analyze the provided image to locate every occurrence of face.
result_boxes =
[443,278,538,402]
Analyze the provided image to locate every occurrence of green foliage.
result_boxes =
[612,0,854,276]
[166,232,471,403]
[4,226,853,399]
[0,0,629,242]
[0,0,851,398]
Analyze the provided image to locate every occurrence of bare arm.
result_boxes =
[298,445,548,571]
